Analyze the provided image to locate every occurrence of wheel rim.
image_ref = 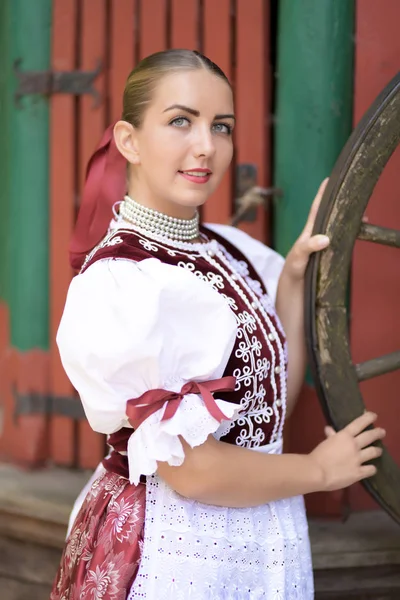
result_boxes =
[305,71,400,524]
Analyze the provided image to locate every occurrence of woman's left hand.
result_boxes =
[283,178,330,282]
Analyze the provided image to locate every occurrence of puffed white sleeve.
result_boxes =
[56,258,238,485]
[205,223,285,304]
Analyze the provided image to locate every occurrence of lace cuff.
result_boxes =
[126,378,238,485]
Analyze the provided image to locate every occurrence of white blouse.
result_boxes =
[57,224,285,486]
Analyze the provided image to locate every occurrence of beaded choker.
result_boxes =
[118,195,200,242]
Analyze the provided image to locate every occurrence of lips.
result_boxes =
[178,169,212,184]
[179,169,212,175]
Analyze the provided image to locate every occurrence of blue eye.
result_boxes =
[170,116,190,128]
[212,122,232,135]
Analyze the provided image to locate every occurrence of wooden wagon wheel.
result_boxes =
[305,71,400,524]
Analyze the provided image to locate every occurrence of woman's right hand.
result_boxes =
[309,411,386,492]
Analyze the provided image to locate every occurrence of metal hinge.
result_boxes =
[14,389,86,421]
[232,163,282,226]
[14,59,102,108]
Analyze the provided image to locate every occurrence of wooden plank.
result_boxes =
[139,0,168,59]
[202,0,232,225]
[0,349,18,463]
[309,509,400,570]
[14,351,50,465]
[0,462,90,549]
[1,349,50,466]
[235,0,270,242]
[314,564,400,599]
[0,536,61,586]
[77,0,108,469]
[171,0,199,50]
[0,577,52,600]
[78,0,107,192]
[0,463,87,529]
[49,0,77,466]
[109,0,136,122]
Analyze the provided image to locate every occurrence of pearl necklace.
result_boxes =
[118,195,200,242]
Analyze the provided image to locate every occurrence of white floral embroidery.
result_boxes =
[196,246,287,446]
[105,236,123,246]
[172,242,287,449]
[220,293,238,310]
[177,260,226,292]
[138,238,159,252]
[81,231,123,271]
[206,271,224,289]
[178,255,280,447]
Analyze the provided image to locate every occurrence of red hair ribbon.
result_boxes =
[69,124,127,270]
[126,376,237,430]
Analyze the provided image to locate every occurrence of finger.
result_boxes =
[345,411,377,437]
[324,426,335,438]
[290,231,330,266]
[307,234,330,253]
[303,178,329,235]
[359,446,383,463]
[358,464,377,480]
[356,427,386,449]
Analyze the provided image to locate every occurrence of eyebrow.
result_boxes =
[163,104,235,120]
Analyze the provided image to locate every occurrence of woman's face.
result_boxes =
[120,69,234,218]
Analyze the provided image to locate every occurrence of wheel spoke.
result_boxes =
[355,351,400,381]
[358,223,400,248]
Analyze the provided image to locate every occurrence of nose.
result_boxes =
[192,124,216,159]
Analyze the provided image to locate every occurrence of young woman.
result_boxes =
[51,49,384,600]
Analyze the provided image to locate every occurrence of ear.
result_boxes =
[113,120,141,165]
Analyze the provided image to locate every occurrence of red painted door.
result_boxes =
[47,0,273,469]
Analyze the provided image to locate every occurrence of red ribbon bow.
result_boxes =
[126,376,236,430]
[69,124,127,270]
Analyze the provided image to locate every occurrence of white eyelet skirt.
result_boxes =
[128,439,314,600]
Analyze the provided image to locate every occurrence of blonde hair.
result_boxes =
[122,49,230,127]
